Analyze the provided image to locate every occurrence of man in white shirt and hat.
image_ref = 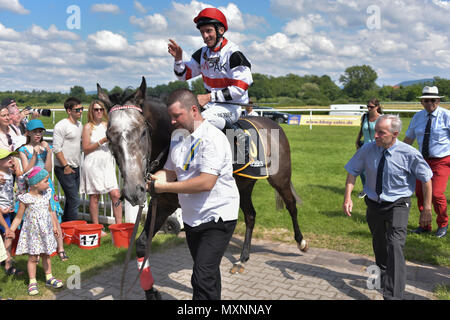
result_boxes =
[404,86,450,238]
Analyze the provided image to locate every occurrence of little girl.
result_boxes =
[17,119,68,261]
[10,166,64,296]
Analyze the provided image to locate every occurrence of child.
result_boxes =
[0,148,24,276]
[17,119,68,261]
[10,166,64,296]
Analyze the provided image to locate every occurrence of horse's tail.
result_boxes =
[275,182,303,210]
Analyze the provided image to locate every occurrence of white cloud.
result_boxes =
[91,4,120,14]
[88,30,129,53]
[0,0,29,14]
[284,17,315,36]
[0,23,21,40]
[130,14,168,32]
[28,24,79,41]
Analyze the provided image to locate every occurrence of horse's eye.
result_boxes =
[141,130,146,138]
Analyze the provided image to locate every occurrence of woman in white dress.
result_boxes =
[80,101,122,232]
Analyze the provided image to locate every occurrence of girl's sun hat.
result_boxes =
[26,119,46,132]
[27,166,49,186]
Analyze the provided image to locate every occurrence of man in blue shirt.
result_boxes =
[404,86,450,238]
[343,115,432,300]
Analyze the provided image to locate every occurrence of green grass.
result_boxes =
[234,119,449,268]
[434,284,450,300]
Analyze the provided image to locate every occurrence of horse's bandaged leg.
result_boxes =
[137,257,154,290]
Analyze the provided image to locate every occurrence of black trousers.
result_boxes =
[184,218,237,300]
[365,197,411,300]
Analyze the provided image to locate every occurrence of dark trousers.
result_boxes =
[54,166,80,222]
[184,218,236,300]
[365,197,411,300]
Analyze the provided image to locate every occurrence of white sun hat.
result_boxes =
[418,86,445,99]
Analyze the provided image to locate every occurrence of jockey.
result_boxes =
[168,7,253,162]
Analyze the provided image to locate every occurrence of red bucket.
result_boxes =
[108,223,135,248]
[61,220,88,245]
[74,224,103,250]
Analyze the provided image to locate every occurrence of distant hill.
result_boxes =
[396,79,434,87]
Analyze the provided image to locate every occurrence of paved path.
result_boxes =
[55,234,449,300]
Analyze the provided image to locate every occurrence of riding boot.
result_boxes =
[223,120,248,164]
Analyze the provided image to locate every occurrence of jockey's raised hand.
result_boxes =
[168,39,182,61]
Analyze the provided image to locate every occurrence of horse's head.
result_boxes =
[97,77,151,206]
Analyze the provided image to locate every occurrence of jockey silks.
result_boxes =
[173,38,253,106]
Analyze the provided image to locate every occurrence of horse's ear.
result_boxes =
[97,83,113,110]
[133,77,147,106]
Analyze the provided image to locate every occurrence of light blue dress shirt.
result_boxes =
[405,106,450,158]
[345,140,433,202]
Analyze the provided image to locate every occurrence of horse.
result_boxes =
[97,77,307,297]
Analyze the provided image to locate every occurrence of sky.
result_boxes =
[0,0,449,92]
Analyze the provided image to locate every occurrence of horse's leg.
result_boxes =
[136,194,179,300]
[268,178,308,252]
[230,178,257,274]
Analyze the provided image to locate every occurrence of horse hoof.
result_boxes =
[230,263,245,274]
[298,239,308,252]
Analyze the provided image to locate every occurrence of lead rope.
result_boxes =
[119,148,167,300]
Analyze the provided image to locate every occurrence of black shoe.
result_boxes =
[436,226,448,238]
[145,287,162,300]
[410,226,431,235]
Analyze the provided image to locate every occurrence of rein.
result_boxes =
[108,104,165,300]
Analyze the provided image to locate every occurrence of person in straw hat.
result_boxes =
[404,86,450,238]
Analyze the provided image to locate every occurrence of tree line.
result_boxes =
[1,65,448,107]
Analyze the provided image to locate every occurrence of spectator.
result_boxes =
[53,97,83,222]
[9,167,64,296]
[355,98,383,198]
[150,89,239,300]
[2,98,39,135]
[17,119,68,261]
[343,115,432,300]
[243,101,258,116]
[80,101,122,231]
[404,86,450,238]
[0,105,21,152]
[0,148,24,276]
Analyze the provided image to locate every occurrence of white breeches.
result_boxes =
[201,103,242,130]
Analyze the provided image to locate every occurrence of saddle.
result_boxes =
[223,119,268,179]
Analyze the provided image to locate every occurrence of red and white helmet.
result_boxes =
[194,8,228,32]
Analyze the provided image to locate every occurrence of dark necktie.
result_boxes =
[422,114,432,159]
[376,150,386,199]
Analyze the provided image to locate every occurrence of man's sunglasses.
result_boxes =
[72,107,84,113]
[423,99,437,104]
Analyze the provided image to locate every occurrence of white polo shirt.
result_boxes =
[164,120,239,227]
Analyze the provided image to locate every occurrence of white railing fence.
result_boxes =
[41,105,438,224]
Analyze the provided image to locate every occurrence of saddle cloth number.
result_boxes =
[80,234,99,247]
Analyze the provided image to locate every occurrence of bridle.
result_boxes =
[108,103,167,299]
[108,104,157,182]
